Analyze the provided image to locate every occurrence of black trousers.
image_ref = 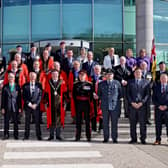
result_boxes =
[49,126,61,138]
[91,99,97,131]
[4,111,18,138]
[24,108,41,139]
[75,100,91,140]
[155,109,168,141]
[129,106,147,141]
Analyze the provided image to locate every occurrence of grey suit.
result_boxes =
[127,79,150,142]
[98,80,122,141]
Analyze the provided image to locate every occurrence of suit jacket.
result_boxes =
[98,80,122,112]
[155,70,168,84]
[62,57,75,77]
[82,61,98,77]
[114,65,133,82]
[55,48,66,66]
[1,84,21,113]
[127,79,150,105]
[22,82,42,110]
[103,54,120,69]
[153,82,168,109]
[26,52,39,72]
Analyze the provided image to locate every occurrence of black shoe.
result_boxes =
[103,139,109,143]
[141,140,146,144]
[37,137,42,141]
[47,136,54,141]
[56,136,63,141]
[129,140,137,144]
[14,136,18,140]
[3,135,9,140]
[87,138,91,142]
[23,137,29,140]
[113,140,118,144]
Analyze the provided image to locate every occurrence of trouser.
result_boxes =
[4,111,18,138]
[155,109,168,141]
[49,126,61,138]
[122,86,129,117]
[91,99,97,131]
[24,108,41,139]
[129,106,147,141]
[75,100,91,140]
[146,98,151,121]
[102,110,119,141]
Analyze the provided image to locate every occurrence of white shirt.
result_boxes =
[103,54,120,69]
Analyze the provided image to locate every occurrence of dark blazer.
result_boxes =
[153,82,168,108]
[98,80,122,112]
[62,57,74,77]
[55,49,66,65]
[22,82,42,110]
[1,84,21,113]
[155,70,168,83]
[127,79,150,105]
[26,52,39,72]
[114,65,133,82]
[82,61,98,77]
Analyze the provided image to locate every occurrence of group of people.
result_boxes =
[0,41,168,146]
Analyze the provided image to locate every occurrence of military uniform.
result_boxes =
[73,80,93,141]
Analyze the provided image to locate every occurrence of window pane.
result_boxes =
[154,0,168,43]
[62,0,92,40]
[124,0,136,50]
[32,0,60,41]
[94,0,122,42]
[3,0,30,43]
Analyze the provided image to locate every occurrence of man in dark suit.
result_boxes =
[97,69,122,143]
[140,61,152,125]
[115,56,132,118]
[1,72,21,140]
[55,41,66,66]
[45,43,55,58]
[82,51,98,77]
[155,61,168,83]
[153,73,168,145]
[62,49,74,77]
[127,68,150,144]
[22,72,42,140]
[26,43,39,72]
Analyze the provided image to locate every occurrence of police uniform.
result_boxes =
[73,72,93,141]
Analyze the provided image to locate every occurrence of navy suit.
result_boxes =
[22,82,42,139]
[62,57,74,77]
[82,61,98,77]
[1,84,21,138]
[127,79,150,142]
[153,83,168,141]
[98,80,122,141]
[55,49,66,67]
[114,65,133,117]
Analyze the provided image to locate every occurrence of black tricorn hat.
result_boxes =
[106,68,115,74]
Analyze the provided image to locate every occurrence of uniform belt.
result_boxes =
[76,96,89,101]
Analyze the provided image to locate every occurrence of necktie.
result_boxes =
[111,58,114,67]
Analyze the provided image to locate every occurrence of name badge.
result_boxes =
[83,86,91,90]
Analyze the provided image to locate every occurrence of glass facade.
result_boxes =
[154,0,168,64]
[0,0,167,63]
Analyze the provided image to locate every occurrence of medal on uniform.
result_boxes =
[54,91,57,96]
